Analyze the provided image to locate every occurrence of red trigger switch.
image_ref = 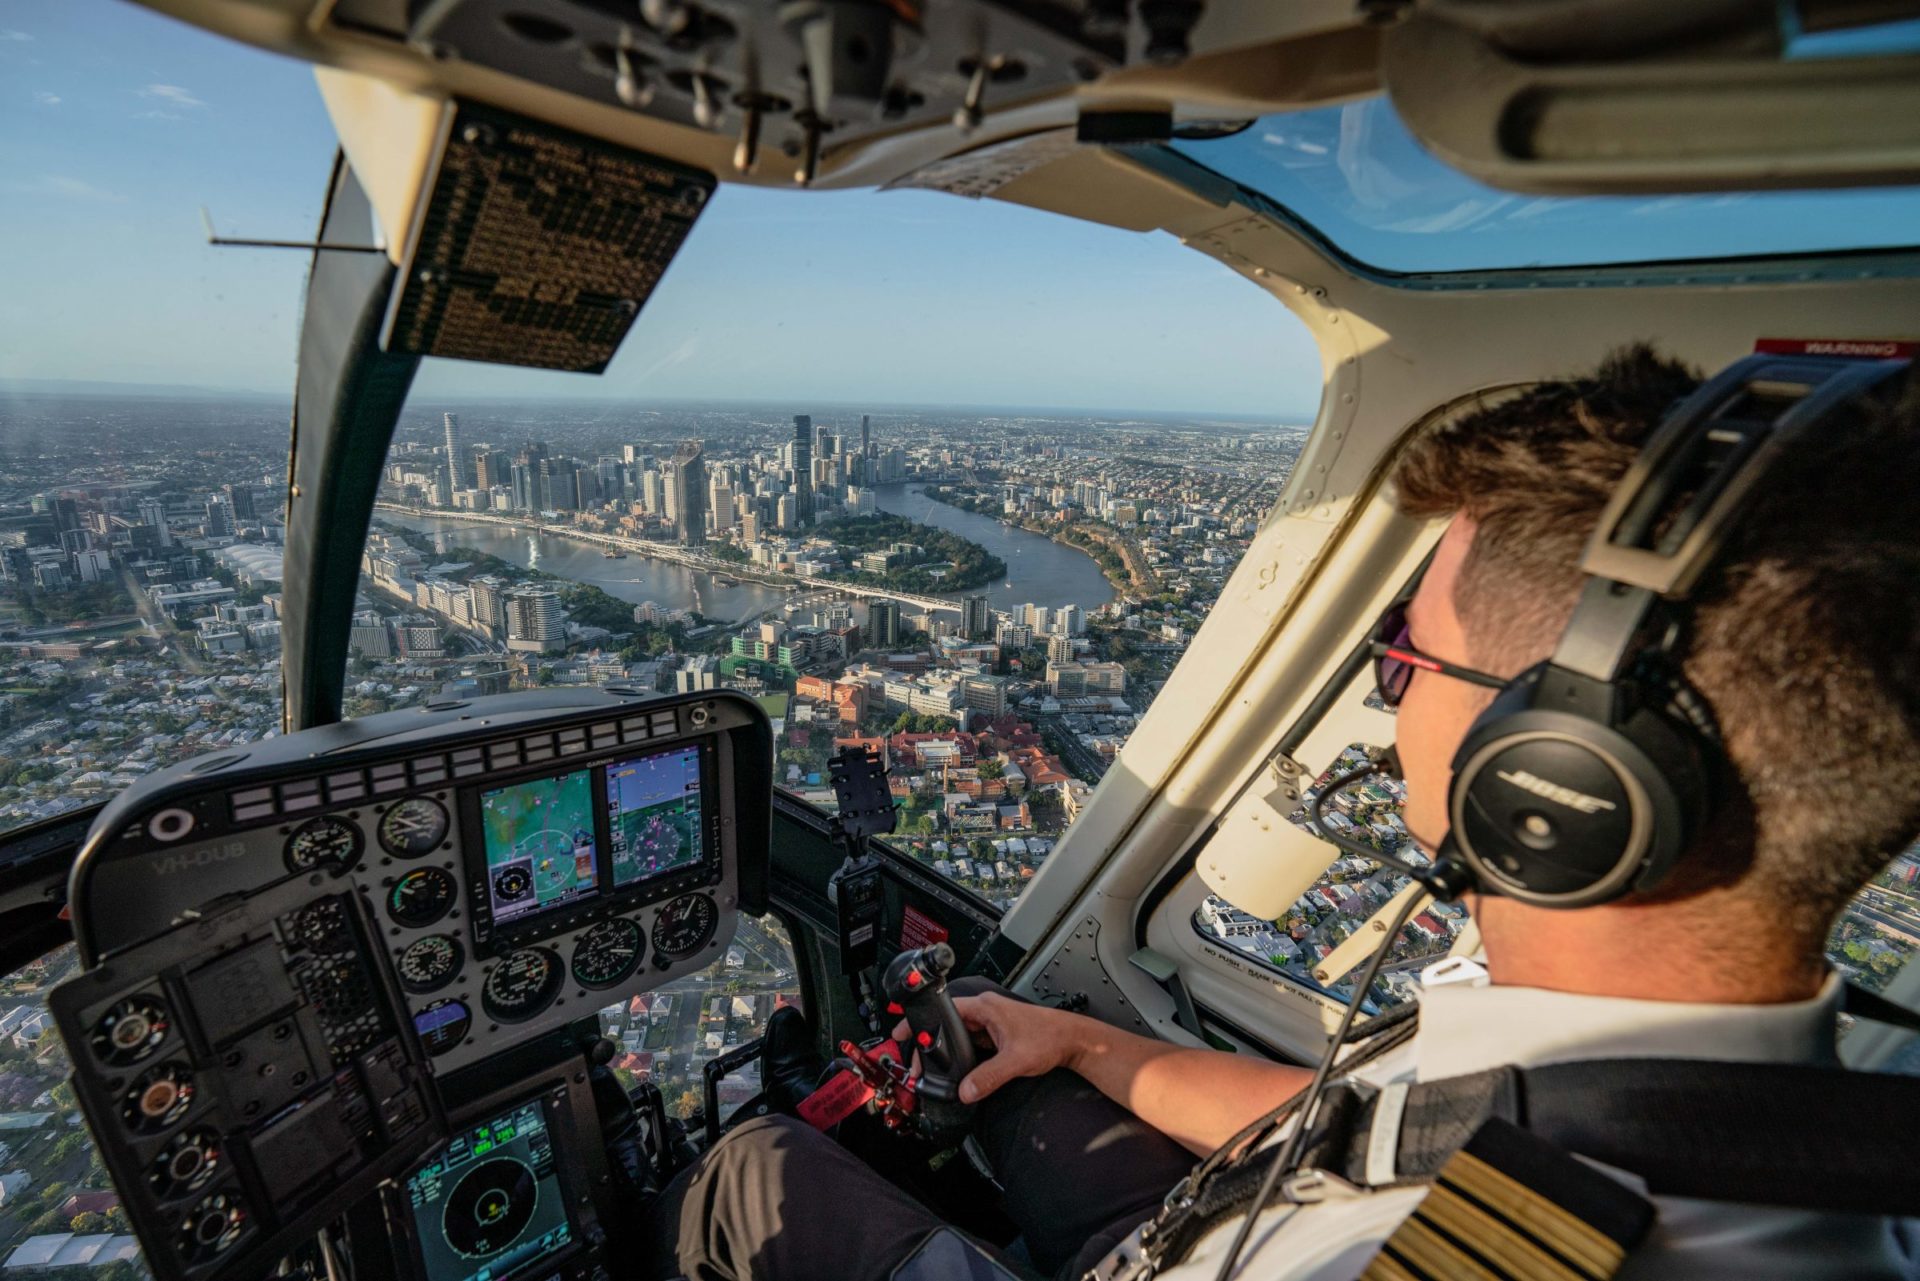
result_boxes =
[915,1031,933,1048]
[906,970,923,989]
[886,1002,904,1016]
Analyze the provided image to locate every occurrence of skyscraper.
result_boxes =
[444,414,469,489]
[505,586,567,653]
[671,441,706,546]
[792,415,813,526]
[960,593,992,640]
[860,414,871,485]
[867,598,900,649]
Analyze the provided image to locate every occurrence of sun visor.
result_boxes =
[313,67,448,267]
[1381,7,1920,194]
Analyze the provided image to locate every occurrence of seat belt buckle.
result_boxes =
[1080,1220,1155,1281]
[1282,1167,1366,1205]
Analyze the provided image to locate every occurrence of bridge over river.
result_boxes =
[372,504,962,614]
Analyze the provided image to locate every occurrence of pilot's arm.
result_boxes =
[953,990,1312,1156]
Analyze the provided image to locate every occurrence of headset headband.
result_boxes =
[1552,353,1911,685]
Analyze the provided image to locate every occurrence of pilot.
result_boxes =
[641,346,1920,1280]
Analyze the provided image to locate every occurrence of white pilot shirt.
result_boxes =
[1152,967,1917,1281]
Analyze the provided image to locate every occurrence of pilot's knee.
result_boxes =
[703,1113,822,1175]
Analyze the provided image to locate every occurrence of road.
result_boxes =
[375,504,962,614]
[1035,713,1109,782]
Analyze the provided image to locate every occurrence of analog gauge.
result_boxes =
[123,1063,194,1134]
[149,1129,222,1200]
[284,815,363,875]
[175,1191,248,1265]
[397,934,464,994]
[571,917,645,990]
[492,864,533,903]
[412,999,472,1058]
[90,994,169,1067]
[378,797,449,859]
[388,868,457,929]
[481,948,563,1025]
[652,893,718,961]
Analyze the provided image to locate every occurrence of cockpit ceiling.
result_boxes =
[123,0,1371,190]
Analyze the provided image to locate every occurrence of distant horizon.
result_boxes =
[0,376,1318,427]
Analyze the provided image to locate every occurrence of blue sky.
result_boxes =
[0,0,1321,418]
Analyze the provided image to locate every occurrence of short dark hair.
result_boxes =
[1393,344,1920,936]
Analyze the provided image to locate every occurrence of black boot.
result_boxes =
[761,1004,827,1115]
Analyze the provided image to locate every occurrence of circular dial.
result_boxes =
[90,994,170,1067]
[491,864,533,903]
[284,815,363,875]
[444,1157,538,1259]
[378,797,449,859]
[413,999,472,1058]
[652,893,718,961]
[123,1063,194,1134]
[175,1191,248,1264]
[481,948,563,1024]
[149,1129,222,1200]
[571,917,645,990]
[388,868,457,929]
[396,934,464,994]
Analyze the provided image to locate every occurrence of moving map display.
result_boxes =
[480,769,599,927]
[606,747,705,889]
[404,1100,573,1281]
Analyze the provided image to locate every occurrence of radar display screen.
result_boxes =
[480,770,599,928]
[605,747,704,889]
[404,1100,572,1281]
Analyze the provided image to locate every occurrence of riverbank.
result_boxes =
[917,486,1151,601]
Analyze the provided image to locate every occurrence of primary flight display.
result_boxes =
[479,769,600,927]
[606,746,705,888]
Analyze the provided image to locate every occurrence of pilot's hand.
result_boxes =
[947,992,1083,1104]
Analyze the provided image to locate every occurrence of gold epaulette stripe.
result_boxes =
[1439,1151,1626,1277]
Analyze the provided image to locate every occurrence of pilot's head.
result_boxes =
[1386,346,1920,980]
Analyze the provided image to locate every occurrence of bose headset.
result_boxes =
[1439,351,1912,907]
[1315,352,1912,909]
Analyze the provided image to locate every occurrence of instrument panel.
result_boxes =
[68,689,773,1078]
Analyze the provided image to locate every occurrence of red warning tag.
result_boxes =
[1755,337,1918,359]
[900,905,950,951]
[797,1069,874,1131]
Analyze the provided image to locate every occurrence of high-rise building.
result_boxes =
[1047,633,1076,664]
[510,462,536,511]
[443,414,469,489]
[204,496,235,538]
[960,593,992,640]
[474,450,511,490]
[469,575,509,637]
[505,586,567,653]
[641,470,663,515]
[792,415,813,526]
[670,441,706,547]
[866,598,900,649]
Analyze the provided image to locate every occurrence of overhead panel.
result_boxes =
[382,99,716,373]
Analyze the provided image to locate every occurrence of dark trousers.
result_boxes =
[640,985,1195,1281]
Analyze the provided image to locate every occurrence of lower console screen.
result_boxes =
[606,745,705,888]
[405,1099,573,1281]
[480,769,599,927]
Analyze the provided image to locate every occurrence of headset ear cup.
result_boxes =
[1445,664,1706,908]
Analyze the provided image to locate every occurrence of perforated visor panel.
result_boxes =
[383,100,715,373]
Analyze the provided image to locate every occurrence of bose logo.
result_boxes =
[1496,769,1617,815]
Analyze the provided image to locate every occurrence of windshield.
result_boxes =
[0,2,333,838]
[358,182,1314,913]
[1170,96,1920,275]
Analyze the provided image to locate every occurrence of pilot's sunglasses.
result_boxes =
[1369,600,1508,707]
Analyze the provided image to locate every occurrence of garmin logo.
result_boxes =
[148,842,247,876]
[1496,769,1617,815]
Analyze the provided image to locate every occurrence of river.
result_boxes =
[378,489,1112,623]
